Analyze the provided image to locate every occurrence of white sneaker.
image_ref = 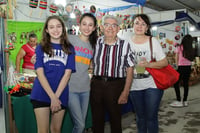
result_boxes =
[169,101,183,107]
[183,101,188,107]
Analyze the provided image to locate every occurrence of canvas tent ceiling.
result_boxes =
[69,0,138,12]
[10,0,200,29]
[13,0,140,21]
[145,0,200,13]
[148,9,200,30]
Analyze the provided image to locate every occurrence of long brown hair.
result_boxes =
[41,15,72,57]
[181,34,194,61]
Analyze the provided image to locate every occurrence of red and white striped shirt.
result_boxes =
[93,36,134,78]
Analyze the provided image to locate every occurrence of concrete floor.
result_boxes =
[0,107,5,133]
[103,82,200,133]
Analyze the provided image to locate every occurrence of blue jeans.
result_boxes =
[129,88,163,133]
[68,91,90,133]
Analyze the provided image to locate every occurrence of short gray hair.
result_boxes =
[102,15,121,25]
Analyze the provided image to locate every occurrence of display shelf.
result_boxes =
[167,52,200,86]
[189,65,200,86]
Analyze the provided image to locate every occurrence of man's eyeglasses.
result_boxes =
[103,23,118,28]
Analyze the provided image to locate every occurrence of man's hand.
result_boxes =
[118,90,129,104]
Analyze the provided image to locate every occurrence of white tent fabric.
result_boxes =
[12,0,139,22]
[70,0,136,10]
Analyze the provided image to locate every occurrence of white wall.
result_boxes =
[190,31,200,37]
[148,9,186,22]
[118,28,133,40]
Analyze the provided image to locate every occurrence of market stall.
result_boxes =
[9,94,133,133]
[2,1,138,132]
[2,0,200,132]
[9,94,92,133]
[4,66,133,132]
[4,63,93,132]
[4,61,133,133]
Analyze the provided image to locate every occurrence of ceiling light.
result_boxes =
[70,13,76,18]
[189,26,195,31]
[54,0,66,6]
[152,26,157,31]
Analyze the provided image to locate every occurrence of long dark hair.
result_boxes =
[181,34,194,61]
[79,13,98,48]
[41,15,72,57]
[132,14,152,36]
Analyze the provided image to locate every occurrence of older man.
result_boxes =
[90,15,134,133]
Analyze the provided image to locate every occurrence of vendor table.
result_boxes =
[9,95,92,133]
[8,94,133,133]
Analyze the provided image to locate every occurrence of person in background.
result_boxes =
[15,33,37,75]
[128,14,168,133]
[68,13,98,133]
[90,15,134,133]
[170,34,195,107]
[30,15,76,133]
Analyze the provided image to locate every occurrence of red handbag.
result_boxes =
[145,37,180,90]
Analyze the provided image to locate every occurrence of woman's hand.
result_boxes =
[50,95,62,114]
[138,58,150,68]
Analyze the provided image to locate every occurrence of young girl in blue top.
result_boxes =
[30,15,76,133]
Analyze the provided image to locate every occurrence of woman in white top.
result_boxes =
[128,14,168,133]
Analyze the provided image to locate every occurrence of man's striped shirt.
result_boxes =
[93,36,135,78]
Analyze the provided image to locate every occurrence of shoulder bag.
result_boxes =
[145,37,180,90]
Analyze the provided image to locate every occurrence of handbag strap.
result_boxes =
[149,36,154,61]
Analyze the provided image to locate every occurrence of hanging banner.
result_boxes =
[122,0,146,6]
[87,5,137,13]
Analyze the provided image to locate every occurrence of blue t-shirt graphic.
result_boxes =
[30,43,76,107]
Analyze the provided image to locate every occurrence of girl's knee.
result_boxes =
[50,125,61,133]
